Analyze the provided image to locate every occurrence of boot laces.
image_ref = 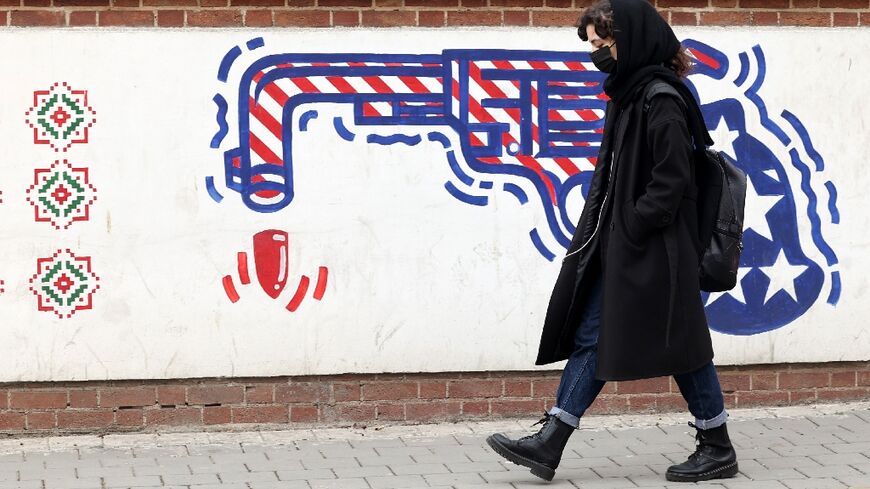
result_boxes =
[519,412,554,441]
[687,422,706,462]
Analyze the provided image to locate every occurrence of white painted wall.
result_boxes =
[0,28,865,382]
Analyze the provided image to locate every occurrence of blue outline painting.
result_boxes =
[208,38,840,338]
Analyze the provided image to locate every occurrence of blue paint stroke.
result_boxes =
[479,181,494,189]
[530,229,556,262]
[734,51,750,87]
[827,271,841,306]
[246,37,264,51]
[557,171,592,234]
[744,45,790,146]
[333,117,355,141]
[503,182,529,205]
[227,49,593,249]
[427,131,452,149]
[367,134,422,146]
[218,45,242,83]
[299,110,318,132]
[789,149,838,267]
[205,176,224,203]
[824,181,840,224]
[210,94,229,149]
[781,110,825,171]
[444,181,487,206]
[447,150,474,186]
[682,39,728,80]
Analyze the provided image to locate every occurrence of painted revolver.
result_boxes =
[209,39,842,336]
[210,47,609,243]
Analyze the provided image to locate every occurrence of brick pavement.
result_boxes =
[0,402,868,489]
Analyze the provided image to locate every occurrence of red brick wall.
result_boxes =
[0,362,868,434]
[2,0,868,28]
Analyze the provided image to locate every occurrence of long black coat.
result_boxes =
[535,85,714,381]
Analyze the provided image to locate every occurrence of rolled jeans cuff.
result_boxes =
[548,406,580,429]
[694,408,728,430]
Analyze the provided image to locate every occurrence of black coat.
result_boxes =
[535,84,714,381]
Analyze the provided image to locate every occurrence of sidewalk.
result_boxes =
[0,402,869,489]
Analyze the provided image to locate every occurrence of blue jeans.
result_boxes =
[548,275,728,429]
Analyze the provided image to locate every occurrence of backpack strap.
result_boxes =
[643,81,685,113]
[643,80,713,154]
[643,80,699,202]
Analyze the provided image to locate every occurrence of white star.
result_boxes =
[758,249,809,304]
[743,175,783,242]
[710,116,740,160]
[704,267,752,306]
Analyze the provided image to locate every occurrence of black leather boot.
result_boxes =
[666,422,739,482]
[486,412,574,481]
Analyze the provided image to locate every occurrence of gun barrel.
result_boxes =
[223,50,607,213]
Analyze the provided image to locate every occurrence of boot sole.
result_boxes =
[665,461,739,483]
[486,434,556,481]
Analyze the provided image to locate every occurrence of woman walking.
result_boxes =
[486,0,739,483]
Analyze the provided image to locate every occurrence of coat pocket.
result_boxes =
[621,199,648,245]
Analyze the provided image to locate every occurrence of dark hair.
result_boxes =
[576,0,694,79]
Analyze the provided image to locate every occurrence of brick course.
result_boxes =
[0,362,866,435]
[1,0,868,27]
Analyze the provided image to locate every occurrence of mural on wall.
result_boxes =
[26,160,98,230]
[22,83,100,318]
[208,37,839,338]
[222,229,329,313]
[684,41,841,335]
[28,249,100,319]
[25,82,97,153]
[0,189,3,297]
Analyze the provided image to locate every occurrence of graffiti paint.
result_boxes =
[29,249,100,319]
[685,40,839,336]
[25,82,96,153]
[209,43,605,261]
[26,160,98,230]
[223,229,329,313]
[22,83,100,319]
[0,29,862,381]
[210,38,838,338]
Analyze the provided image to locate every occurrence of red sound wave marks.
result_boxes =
[286,275,309,312]
[223,275,240,303]
[286,266,329,312]
[314,266,328,300]
[237,252,251,285]
[222,230,329,313]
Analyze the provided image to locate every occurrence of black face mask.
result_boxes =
[590,44,617,73]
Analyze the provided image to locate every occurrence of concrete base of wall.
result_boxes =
[1,361,868,436]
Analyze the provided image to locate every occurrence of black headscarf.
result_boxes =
[604,0,713,146]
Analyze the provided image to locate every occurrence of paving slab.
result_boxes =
[0,401,865,488]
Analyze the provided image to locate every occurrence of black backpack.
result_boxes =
[644,82,747,292]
